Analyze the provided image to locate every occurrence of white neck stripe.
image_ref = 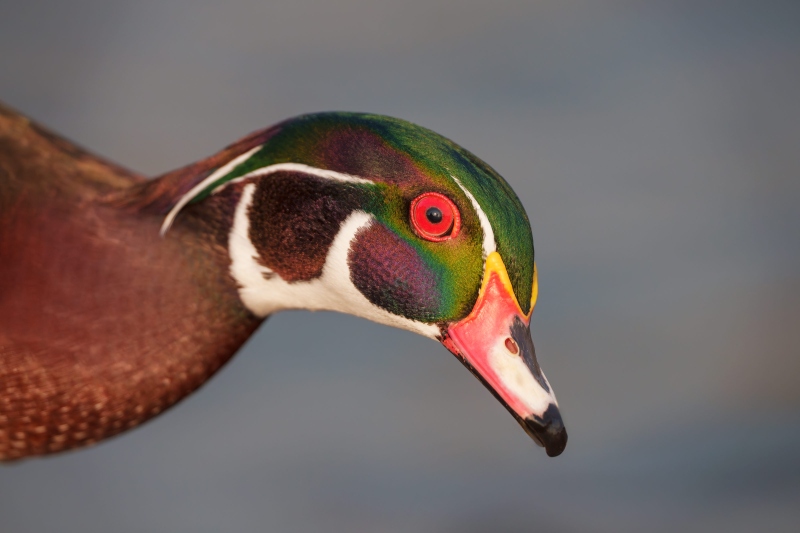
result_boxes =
[452,176,496,258]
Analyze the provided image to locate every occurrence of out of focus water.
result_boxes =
[1,1,798,532]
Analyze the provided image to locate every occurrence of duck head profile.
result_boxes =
[0,106,566,460]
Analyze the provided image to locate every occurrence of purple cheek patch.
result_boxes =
[348,222,441,322]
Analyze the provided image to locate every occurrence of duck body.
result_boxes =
[0,102,567,461]
[0,103,260,458]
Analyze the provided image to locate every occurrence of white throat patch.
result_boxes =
[228,183,440,339]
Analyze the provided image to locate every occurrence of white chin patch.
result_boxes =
[228,183,440,339]
[487,339,557,417]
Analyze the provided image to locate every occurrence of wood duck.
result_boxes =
[0,101,567,461]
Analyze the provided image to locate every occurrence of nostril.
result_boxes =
[505,337,519,355]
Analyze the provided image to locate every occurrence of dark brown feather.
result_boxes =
[248,172,367,281]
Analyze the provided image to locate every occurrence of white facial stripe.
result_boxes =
[161,145,263,236]
[215,162,372,193]
[488,340,557,416]
[228,184,439,339]
[162,154,373,236]
[452,176,496,258]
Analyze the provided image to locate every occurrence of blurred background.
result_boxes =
[1,1,798,531]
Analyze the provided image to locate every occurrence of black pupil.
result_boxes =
[426,207,443,224]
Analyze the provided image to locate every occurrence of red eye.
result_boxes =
[410,192,461,241]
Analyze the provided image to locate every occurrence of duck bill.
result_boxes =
[441,252,567,457]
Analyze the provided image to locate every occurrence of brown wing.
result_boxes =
[0,102,259,461]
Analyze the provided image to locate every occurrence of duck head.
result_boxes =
[164,113,567,457]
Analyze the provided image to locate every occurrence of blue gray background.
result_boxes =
[1,1,799,531]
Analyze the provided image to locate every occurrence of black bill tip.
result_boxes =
[523,404,568,457]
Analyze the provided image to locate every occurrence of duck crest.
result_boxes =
[109,125,283,216]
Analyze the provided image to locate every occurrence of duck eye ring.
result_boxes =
[410,192,461,241]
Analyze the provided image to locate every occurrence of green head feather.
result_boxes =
[178,112,535,322]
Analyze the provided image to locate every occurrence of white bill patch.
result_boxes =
[228,183,439,339]
[488,339,557,417]
[452,176,496,258]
